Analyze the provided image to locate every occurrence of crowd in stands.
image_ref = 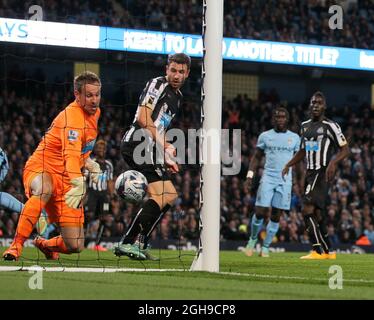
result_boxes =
[1,70,374,246]
[2,0,374,49]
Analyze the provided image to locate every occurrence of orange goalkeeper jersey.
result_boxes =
[29,101,100,180]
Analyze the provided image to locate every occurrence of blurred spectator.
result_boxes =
[327,224,340,246]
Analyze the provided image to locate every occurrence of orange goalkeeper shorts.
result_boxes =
[23,160,84,226]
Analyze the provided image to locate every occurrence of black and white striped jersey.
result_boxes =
[124,76,182,143]
[300,118,347,170]
[85,158,114,192]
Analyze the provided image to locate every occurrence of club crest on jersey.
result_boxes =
[288,138,293,145]
[317,127,324,134]
[67,130,79,141]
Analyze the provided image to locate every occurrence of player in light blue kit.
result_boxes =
[0,147,24,213]
[245,107,300,257]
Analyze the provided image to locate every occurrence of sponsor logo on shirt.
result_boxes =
[82,139,96,154]
[160,113,172,128]
[67,130,79,141]
[305,141,319,151]
[268,145,295,152]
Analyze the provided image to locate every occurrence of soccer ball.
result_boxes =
[115,170,148,203]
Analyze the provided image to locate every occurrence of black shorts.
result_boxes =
[84,189,110,217]
[120,139,171,184]
[303,169,329,209]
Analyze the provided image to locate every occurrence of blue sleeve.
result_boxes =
[0,148,9,183]
[256,133,266,150]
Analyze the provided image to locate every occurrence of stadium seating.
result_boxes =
[2,0,374,49]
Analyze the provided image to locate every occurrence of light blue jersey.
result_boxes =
[257,129,300,183]
[255,129,300,210]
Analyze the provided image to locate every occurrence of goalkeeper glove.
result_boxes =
[85,158,103,184]
[65,176,86,209]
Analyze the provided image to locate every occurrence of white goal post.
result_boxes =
[190,0,224,272]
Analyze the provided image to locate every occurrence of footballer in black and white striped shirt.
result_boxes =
[282,91,350,259]
[300,116,346,171]
[117,53,191,260]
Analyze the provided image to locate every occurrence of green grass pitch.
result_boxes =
[0,247,373,300]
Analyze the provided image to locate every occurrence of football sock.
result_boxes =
[44,235,70,254]
[304,214,323,254]
[250,214,263,241]
[143,204,171,248]
[121,199,161,244]
[263,220,279,248]
[14,196,46,245]
[318,222,332,253]
[0,191,24,213]
[95,220,105,245]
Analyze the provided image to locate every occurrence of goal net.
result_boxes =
[0,0,221,272]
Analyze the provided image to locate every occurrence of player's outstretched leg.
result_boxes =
[0,191,24,213]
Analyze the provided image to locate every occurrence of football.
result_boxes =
[115,170,148,203]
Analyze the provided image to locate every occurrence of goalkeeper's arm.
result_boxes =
[60,125,90,209]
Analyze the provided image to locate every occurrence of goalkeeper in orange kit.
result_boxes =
[3,71,102,261]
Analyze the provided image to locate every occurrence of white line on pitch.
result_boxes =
[0,266,185,273]
[219,271,374,284]
[1,266,373,284]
